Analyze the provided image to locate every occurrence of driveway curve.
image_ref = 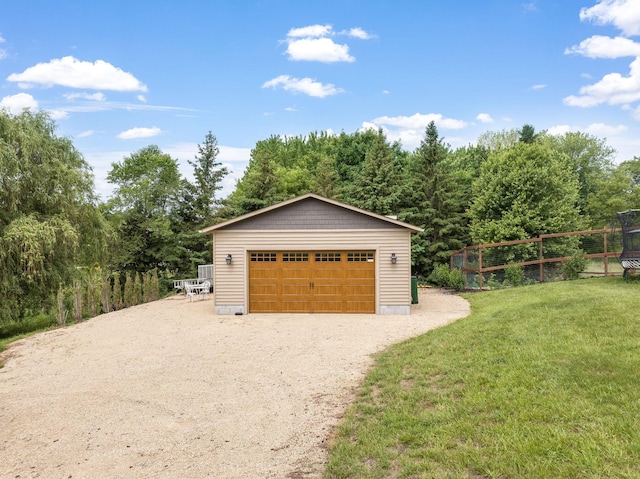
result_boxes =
[0,289,469,479]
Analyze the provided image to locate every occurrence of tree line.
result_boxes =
[2,109,640,325]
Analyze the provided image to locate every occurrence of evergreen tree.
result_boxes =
[518,124,538,144]
[187,132,229,225]
[400,122,468,276]
[123,272,134,308]
[347,129,403,215]
[133,272,143,306]
[112,272,123,311]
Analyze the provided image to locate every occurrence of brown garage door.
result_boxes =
[249,251,375,313]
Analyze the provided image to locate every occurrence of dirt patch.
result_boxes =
[0,289,469,478]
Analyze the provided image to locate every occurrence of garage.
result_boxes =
[248,250,375,313]
[200,194,422,315]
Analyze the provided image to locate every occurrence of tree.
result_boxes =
[587,157,640,227]
[477,128,520,151]
[0,110,107,321]
[518,124,538,144]
[187,131,229,225]
[542,132,615,221]
[400,122,468,275]
[224,136,283,216]
[106,145,183,274]
[346,129,403,216]
[470,142,585,257]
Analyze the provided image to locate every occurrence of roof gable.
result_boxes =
[200,194,422,233]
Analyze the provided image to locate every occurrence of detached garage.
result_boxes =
[200,194,422,315]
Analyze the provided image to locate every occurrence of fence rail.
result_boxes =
[450,228,623,289]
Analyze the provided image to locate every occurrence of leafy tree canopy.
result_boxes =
[0,110,107,320]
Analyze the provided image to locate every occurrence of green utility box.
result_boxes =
[411,276,419,304]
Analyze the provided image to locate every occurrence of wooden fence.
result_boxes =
[450,228,623,289]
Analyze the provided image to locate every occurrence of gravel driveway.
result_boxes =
[0,289,469,479]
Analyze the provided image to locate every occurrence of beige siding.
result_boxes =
[212,229,412,313]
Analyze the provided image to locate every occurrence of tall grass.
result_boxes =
[326,277,640,478]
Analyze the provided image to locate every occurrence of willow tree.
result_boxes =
[0,110,107,322]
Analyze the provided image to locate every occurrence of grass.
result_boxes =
[0,313,57,367]
[325,276,640,478]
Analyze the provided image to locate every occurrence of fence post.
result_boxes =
[478,245,483,289]
[604,226,609,276]
[539,238,544,283]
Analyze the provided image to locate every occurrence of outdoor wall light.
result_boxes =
[226,254,232,265]
[391,253,397,264]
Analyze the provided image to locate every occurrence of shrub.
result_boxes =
[428,264,451,287]
[428,264,466,290]
[504,264,525,287]
[112,272,123,311]
[448,269,466,290]
[562,251,588,280]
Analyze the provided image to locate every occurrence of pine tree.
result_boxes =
[401,122,468,276]
[347,129,402,215]
[187,131,229,225]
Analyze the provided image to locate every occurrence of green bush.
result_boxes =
[428,264,466,290]
[448,269,466,290]
[504,264,525,287]
[562,251,588,280]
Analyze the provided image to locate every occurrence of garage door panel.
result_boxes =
[250,300,280,313]
[346,301,375,313]
[281,300,312,313]
[314,300,344,313]
[346,284,375,295]
[282,284,311,295]
[281,268,311,280]
[249,250,375,313]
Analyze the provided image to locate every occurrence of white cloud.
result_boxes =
[64,92,106,101]
[262,75,344,98]
[137,95,147,103]
[563,57,640,107]
[531,84,547,90]
[117,126,162,139]
[283,24,371,62]
[476,113,495,123]
[47,109,69,120]
[547,122,627,136]
[42,100,196,115]
[566,1,640,112]
[287,24,333,38]
[565,35,640,58]
[370,112,467,130]
[0,93,38,114]
[580,0,640,37]
[286,37,354,63]
[8,56,147,91]
[585,122,628,135]
[361,113,468,151]
[77,130,95,138]
[344,27,375,39]
[382,89,390,94]
[284,106,298,112]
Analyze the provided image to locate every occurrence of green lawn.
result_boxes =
[325,277,640,478]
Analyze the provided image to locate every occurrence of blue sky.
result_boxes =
[2,0,640,199]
